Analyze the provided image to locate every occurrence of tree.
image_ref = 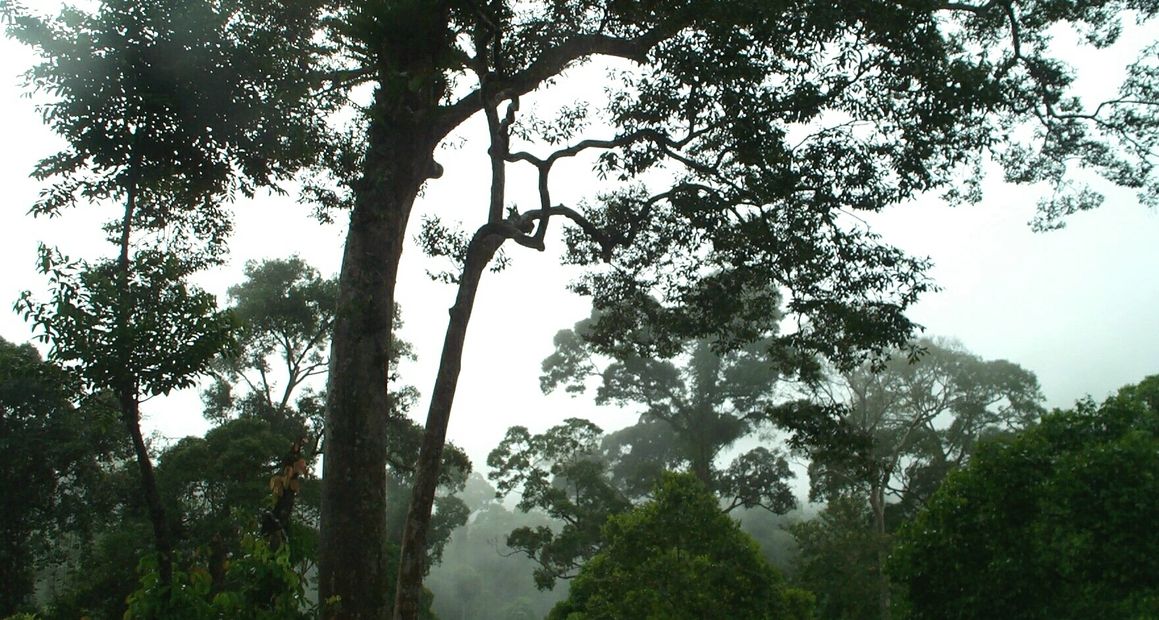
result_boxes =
[778,338,1042,619]
[200,257,339,560]
[488,315,799,588]
[547,472,812,620]
[788,497,885,620]
[487,418,635,589]
[202,257,471,615]
[890,375,1159,619]
[0,338,126,615]
[344,6,1158,616]
[5,0,326,593]
[541,313,797,500]
[203,257,338,428]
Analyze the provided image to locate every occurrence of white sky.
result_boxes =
[1,12,1157,472]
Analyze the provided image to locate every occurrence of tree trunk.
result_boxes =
[319,88,441,617]
[870,486,891,620]
[116,136,174,590]
[394,234,500,620]
[122,393,173,589]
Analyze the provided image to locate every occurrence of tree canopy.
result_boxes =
[0,338,126,615]
[778,337,1043,619]
[890,375,1159,619]
[547,472,813,620]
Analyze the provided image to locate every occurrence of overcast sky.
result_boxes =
[1,12,1156,470]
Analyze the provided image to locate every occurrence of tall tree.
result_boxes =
[778,338,1043,620]
[5,0,328,594]
[322,6,1157,616]
[204,258,471,602]
[890,376,1159,619]
[204,257,472,614]
[540,313,797,496]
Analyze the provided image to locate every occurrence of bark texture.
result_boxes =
[319,88,442,618]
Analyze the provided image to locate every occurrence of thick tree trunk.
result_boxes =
[319,89,441,617]
[394,235,499,620]
[122,394,173,589]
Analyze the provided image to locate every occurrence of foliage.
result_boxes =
[0,338,125,615]
[547,473,812,620]
[3,0,327,595]
[124,536,314,620]
[786,338,1044,510]
[778,337,1042,619]
[490,313,799,588]
[42,520,152,620]
[2,0,328,219]
[542,313,797,504]
[203,257,338,426]
[19,247,235,401]
[789,497,888,620]
[488,418,633,589]
[9,0,1159,615]
[890,375,1159,619]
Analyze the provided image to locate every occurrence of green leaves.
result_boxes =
[890,375,1159,619]
[549,473,812,620]
[5,0,329,216]
[19,246,234,398]
[125,536,314,620]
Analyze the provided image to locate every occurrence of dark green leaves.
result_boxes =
[18,246,234,398]
[549,473,812,620]
[5,0,329,216]
[891,375,1159,619]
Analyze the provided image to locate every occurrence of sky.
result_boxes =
[1,9,1157,473]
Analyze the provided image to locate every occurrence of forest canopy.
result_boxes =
[1,0,1156,618]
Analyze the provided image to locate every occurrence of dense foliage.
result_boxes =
[779,338,1043,619]
[891,376,1159,619]
[0,339,125,615]
[548,473,812,620]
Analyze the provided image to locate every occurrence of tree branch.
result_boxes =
[435,25,682,137]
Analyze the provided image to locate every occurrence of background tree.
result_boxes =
[890,375,1159,619]
[777,337,1043,619]
[788,497,883,620]
[489,313,799,588]
[425,473,568,620]
[203,257,338,429]
[542,312,798,500]
[0,338,126,615]
[547,472,813,620]
[487,418,634,590]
